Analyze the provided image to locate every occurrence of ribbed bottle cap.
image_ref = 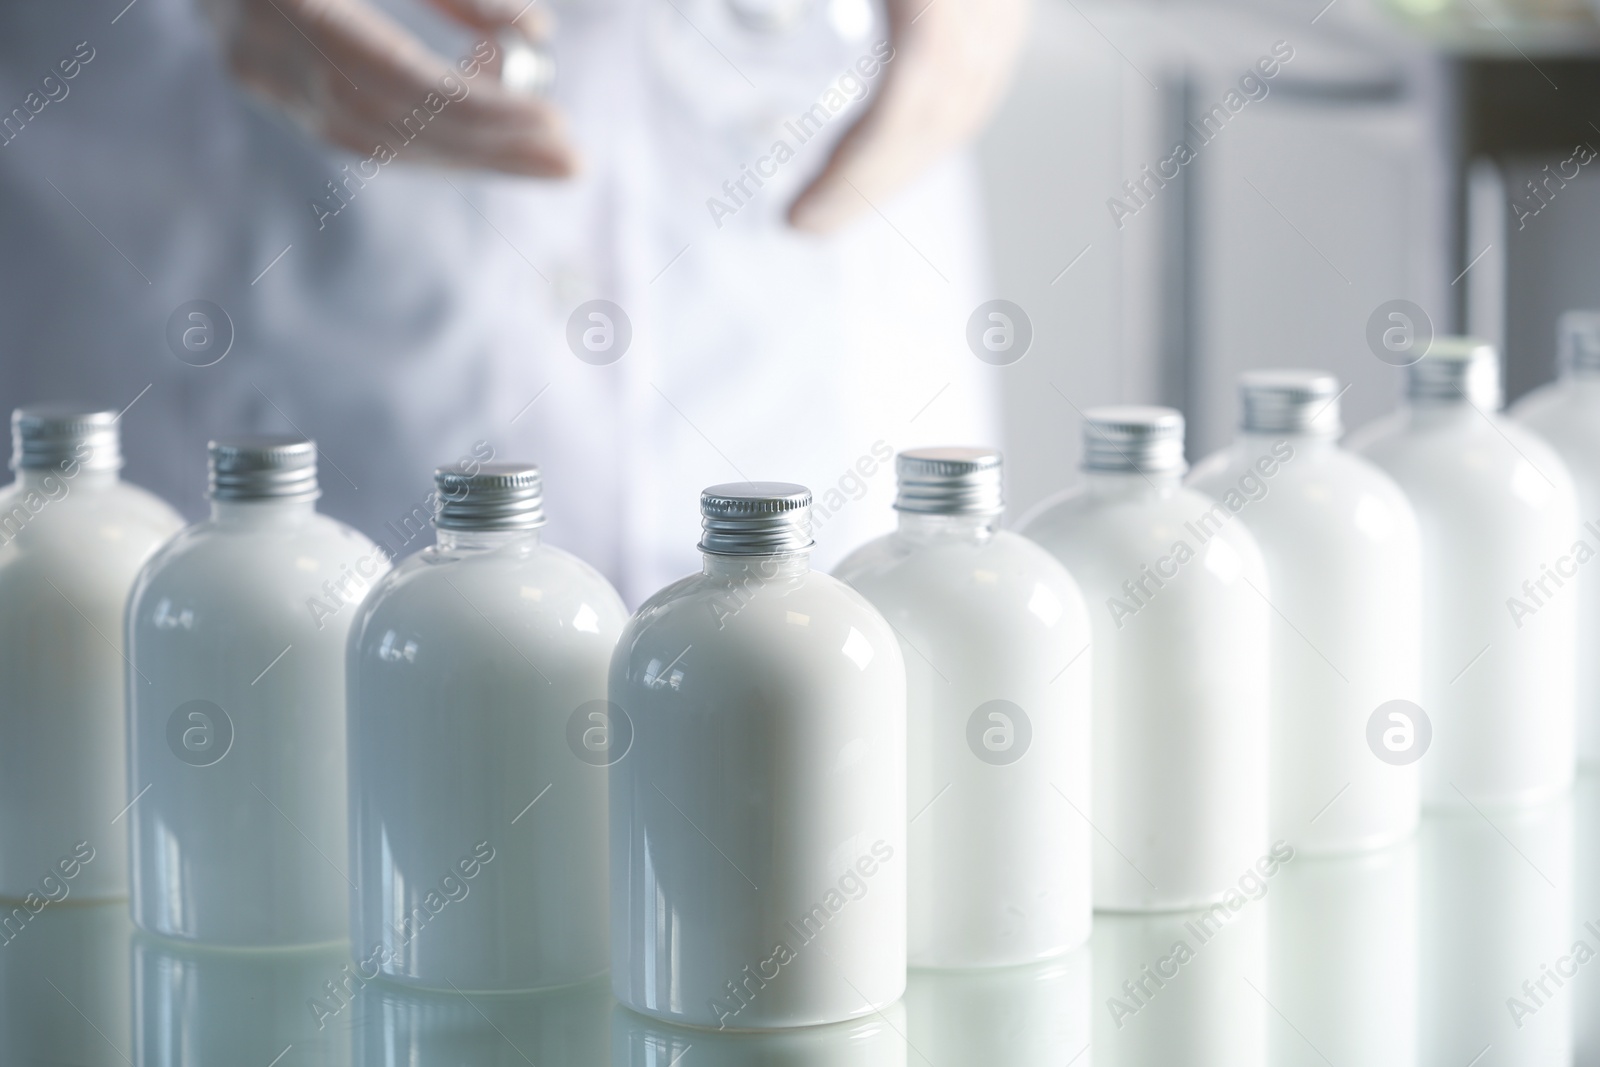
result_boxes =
[11,405,122,472]
[699,482,814,555]
[434,463,546,531]
[1406,336,1501,408]
[1239,370,1342,436]
[208,436,319,501]
[895,448,1004,515]
[1558,311,1600,376]
[1082,406,1186,474]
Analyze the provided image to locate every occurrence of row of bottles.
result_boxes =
[0,322,1595,1032]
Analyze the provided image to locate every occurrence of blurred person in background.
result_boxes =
[0,0,1022,603]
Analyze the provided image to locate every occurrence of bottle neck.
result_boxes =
[1084,468,1184,499]
[209,497,318,526]
[16,466,118,492]
[894,510,1000,545]
[1403,399,1491,426]
[1238,430,1330,455]
[435,527,542,552]
[702,550,812,579]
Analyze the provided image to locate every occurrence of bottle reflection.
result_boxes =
[1092,904,1266,1066]
[132,932,351,1066]
[0,899,131,1066]
[355,973,610,1067]
[903,948,1090,1066]
[1572,774,1600,1064]
[1421,794,1574,1067]
[1268,839,1418,1066]
[611,997,908,1066]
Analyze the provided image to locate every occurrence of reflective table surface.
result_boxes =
[5,776,1599,1067]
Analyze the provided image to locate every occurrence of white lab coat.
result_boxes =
[0,0,995,605]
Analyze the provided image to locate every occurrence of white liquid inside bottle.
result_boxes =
[0,407,182,901]
[1019,407,1270,911]
[835,448,1092,965]
[610,483,906,1029]
[348,463,627,991]
[1189,372,1423,853]
[1510,311,1600,767]
[128,437,388,945]
[1350,339,1579,809]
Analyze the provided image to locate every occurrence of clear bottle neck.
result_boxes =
[16,466,118,492]
[209,497,318,526]
[702,550,812,579]
[1403,399,1492,426]
[1084,468,1185,499]
[435,528,542,553]
[1238,430,1330,454]
[894,510,1000,545]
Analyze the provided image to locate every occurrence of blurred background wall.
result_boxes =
[977,0,1600,518]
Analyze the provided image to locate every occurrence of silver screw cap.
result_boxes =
[208,436,319,501]
[895,447,1004,515]
[435,463,546,531]
[699,482,813,555]
[1406,336,1501,408]
[1082,406,1186,475]
[1239,370,1342,437]
[11,405,122,472]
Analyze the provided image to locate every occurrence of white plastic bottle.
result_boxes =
[1019,407,1270,911]
[0,407,182,901]
[348,463,626,991]
[1189,372,1423,853]
[834,448,1092,965]
[1511,311,1600,767]
[611,483,906,1029]
[1351,339,1579,808]
[127,437,387,945]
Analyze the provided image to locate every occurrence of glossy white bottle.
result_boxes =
[1511,311,1600,767]
[1020,407,1270,911]
[611,484,906,1029]
[348,463,627,991]
[128,437,386,945]
[0,408,182,901]
[835,448,1092,965]
[1351,339,1579,809]
[1190,372,1423,853]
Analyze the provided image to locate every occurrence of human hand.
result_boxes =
[198,0,576,177]
[787,0,1029,233]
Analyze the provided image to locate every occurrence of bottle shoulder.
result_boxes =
[837,529,1086,610]
[353,540,627,645]
[617,566,900,667]
[1353,409,1578,516]
[131,511,385,605]
[1188,441,1418,541]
